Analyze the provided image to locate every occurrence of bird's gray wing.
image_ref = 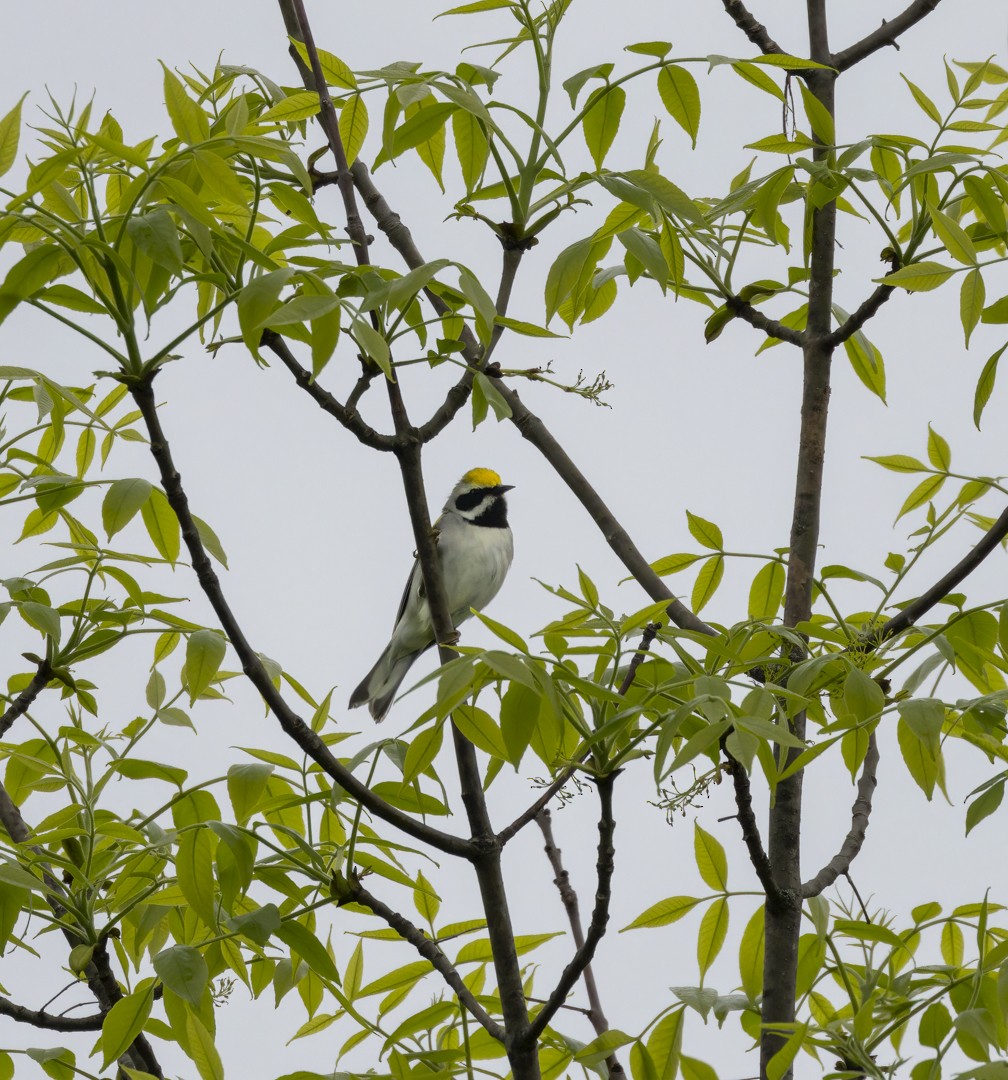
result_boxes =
[390,512,446,628]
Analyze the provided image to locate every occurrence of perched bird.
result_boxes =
[349,468,515,722]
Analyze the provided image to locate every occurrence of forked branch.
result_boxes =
[832,1,945,72]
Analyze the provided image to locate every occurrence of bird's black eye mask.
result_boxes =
[455,488,490,512]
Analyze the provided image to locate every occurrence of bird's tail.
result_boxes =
[349,643,431,723]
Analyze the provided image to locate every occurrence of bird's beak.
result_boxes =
[498,484,515,493]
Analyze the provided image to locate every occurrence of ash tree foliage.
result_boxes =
[2,0,1008,1078]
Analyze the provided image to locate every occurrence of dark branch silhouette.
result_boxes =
[0,995,104,1032]
[832,1,945,72]
[719,0,786,55]
[802,734,879,897]
[0,659,51,738]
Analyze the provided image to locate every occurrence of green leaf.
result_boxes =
[879,261,956,292]
[392,100,456,157]
[184,1011,224,1080]
[402,723,444,784]
[652,552,702,576]
[691,555,724,614]
[112,759,187,786]
[694,822,728,891]
[686,510,723,550]
[738,906,764,999]
[926,424,951,471]
[259,92,322,124]
[154,945,208,1006]
[141,488,180,564]
[0,94,28,180]
[897,714,942,800]
[353,318,392,376]
[492,315,564,339]
[453,704,508,759]
[161,64,210,143]
[290,39,357,89]
[959,264,985,341]
[798,82,834,145]
[575,1030,635,1066]
[657,65,701,148]
[766,1023,808,1080]
[193,514,228,568]
[339,95,369,165]
[931,204,977,265]
[843,330,886,402]
[238,268,294,358]
[176,827,216,926]
[902,75,943,124]
[622,895,701,931]
[452,107,488,191]
[583,85,622,168]
[102,478,152,539]
[748,561,785,620]
[974,342,1005,428]
[186,629,227,703]
[413,869,440,925]
[276,920,340,982]
[126,207,184,274]
[697,898,729,978]
[102,985,154,1067]
[227,762,273,824]
[896,473,946,521]
[864,454,928,473]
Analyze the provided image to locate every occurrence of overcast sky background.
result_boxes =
[3,2,1008,1078]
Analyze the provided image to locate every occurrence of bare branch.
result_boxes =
[719,0,785,55]
[878,504,1008,642]
[129,377,472,859]
[0,995,104,1032]
[802,734,879,897]
[0,659,51,738]
[724,753,778,898]
[832,1,944,72]
[825,284,894,349]
[527,774,618,1042]
[725,295,805,346]
[348,879,505,1041]
[536,808,625,1077]
[260,331,398,451]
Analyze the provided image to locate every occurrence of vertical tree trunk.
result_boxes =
[760,5,837,1076]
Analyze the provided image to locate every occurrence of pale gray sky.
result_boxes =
[3,3,1008,1078]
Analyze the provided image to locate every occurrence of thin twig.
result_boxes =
[536,808,625,1078]
[719,0,786,55]
[724,753,777,898]
[877,504,1008,641]
[260,330,397,451]
[0,659,51,738]
[348,879,505,1041]
[802,734,879,897]
[526,774,618,1042]
[725,294,804,345]
[0,995,104,1032]
[825,284,894,349]
[832,1,944,72]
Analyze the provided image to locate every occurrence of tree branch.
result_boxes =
[802,734,879,897]
[535,807,625,1077]
[129,377,472,859]
[878,503,1008,641]
[832,1,944,72]
[0,995,104,1032]
[724,752,777,898]
[825,284,894,348]
[0,659,51,738]
[526,774,617,1042]
[348,879,505,1041]
[260,330,398,451]
[719,0,785,55]
[725,295,805,346]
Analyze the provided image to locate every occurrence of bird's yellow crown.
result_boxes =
[462,467,503,488]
